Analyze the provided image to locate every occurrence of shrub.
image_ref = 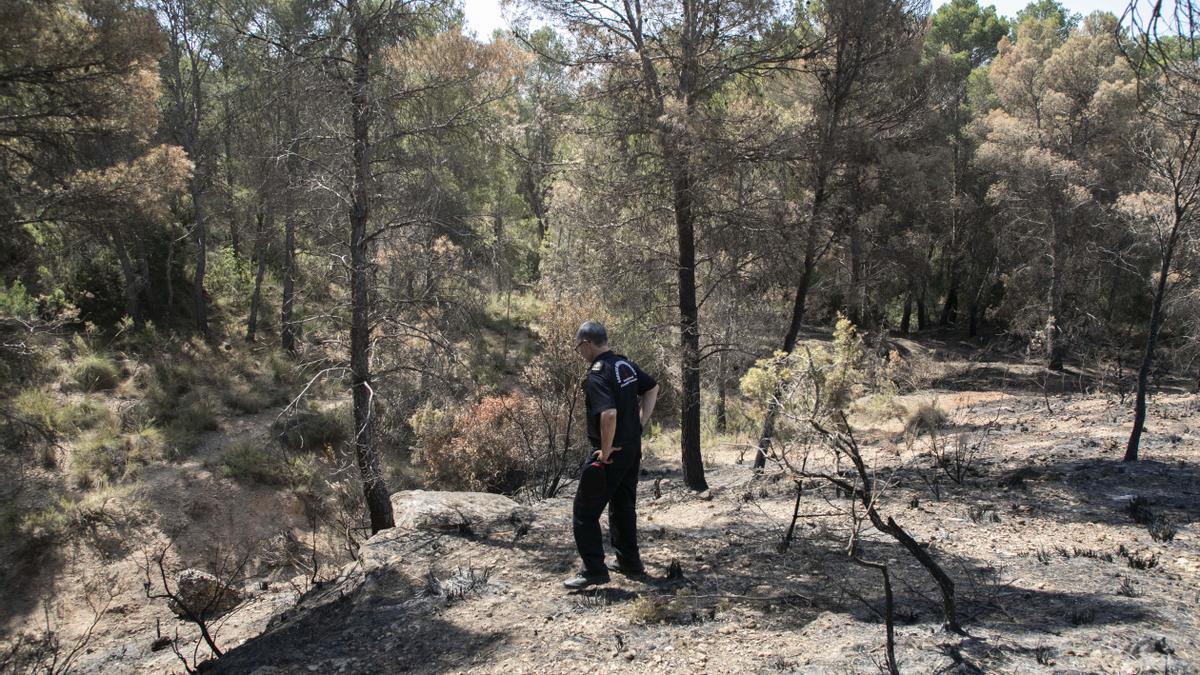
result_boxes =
[71,354,120,392]
[219,440,322,491]
[12,389,113,438]
[163,391,220,457]
[17,485,146,543]
[11,387,62,433]
[65,423,161,485]
[64,397,114,432]
[69,427,127,488]
[219,441,289,486]
[273,406,349,452]
[222,384,270,415]
[0,280,37,317]
[411,393,539,495]
[905,399,948,437]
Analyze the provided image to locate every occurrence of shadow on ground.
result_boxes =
[204,567,504,674]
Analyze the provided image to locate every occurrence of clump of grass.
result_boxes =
[69,426,127,489]
[1125,496,1177,543]
[219,441,288,485]
[1118,544,1159,570]
[162,391,220,457]
[71,354,121,392]
[63,397,114,432]
[222,383,270,415]
[18,485,146,543]
[219,440,321,490]
[626,591,707,625]
[12,389,113,438]
[69,417,166,489]
[273,406,349,452]
[11,387,61,432]
[905,399,948,437]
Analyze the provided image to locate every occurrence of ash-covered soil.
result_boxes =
[196,388,1200,674]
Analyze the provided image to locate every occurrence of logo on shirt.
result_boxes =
[614,361,638,388]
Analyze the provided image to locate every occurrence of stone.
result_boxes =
[388,490,534,535]
[168,569,242,619]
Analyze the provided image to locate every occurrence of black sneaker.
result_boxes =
[563,570,611,589]
[610,560,646,577]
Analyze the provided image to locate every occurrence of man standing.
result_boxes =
[564,320,659,589]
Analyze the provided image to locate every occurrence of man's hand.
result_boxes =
[592,446,618,464]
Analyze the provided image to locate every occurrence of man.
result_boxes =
[564,320,659,590]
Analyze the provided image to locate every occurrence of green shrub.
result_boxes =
[72,354,120,392]
[12,389,113,438]
[219,440,321,491]
[11,387,61,432]
[222,384,270,415]
[273,406,349,452]
[17,485,146,543]
[905,399,948,437]
[219,441,289,485]
[63,396,114,432]
[69,427,127,488]
[163,391,220,457]
[0,280,37,317]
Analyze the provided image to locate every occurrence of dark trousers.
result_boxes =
[572,440,642,575]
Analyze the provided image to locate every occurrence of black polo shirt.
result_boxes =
[584,351,656,448]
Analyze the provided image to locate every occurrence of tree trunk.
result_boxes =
[111,230,143,326]
[223,95,239,258]
[753,183,825,470]
[917,292,929,331]
[192,178,208,336]
[281,99,300,355]
[671,157,708,492]
[348,0,394,533]
[848,216,864,327]
[1046,218,1066,371]
[900,292,912,334]
[246,208,269,343]
[753,93,843,470]
[1126,208,1184,462]
[939,281,957,327]
[715,358,728,435]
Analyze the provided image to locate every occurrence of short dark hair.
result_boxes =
[575,320,608,345]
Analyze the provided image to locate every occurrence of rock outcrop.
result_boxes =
[168,568,243,619]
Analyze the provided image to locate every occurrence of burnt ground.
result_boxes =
[188,388,1199,674]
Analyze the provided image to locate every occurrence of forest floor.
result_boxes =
[4,343,1200,674]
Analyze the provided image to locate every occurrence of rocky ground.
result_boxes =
[5,359,1200,674]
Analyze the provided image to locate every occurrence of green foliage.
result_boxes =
[219,440,286,485]
[68,421,160,488]
[12,389,113,438]
[162,391,220,456]
[222,382,271,415]
[1014,0,1081,37]
[0,280,37,317]
[71,354,121,392]
[9,485,146,548]
[219,440,321,491]
[740,314,876,423]
[206,245,253,312]
[273,406,350,452]
[927,0,1010,68]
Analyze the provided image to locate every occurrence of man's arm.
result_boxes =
[596,409,617,463]
[639,384,659,429]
